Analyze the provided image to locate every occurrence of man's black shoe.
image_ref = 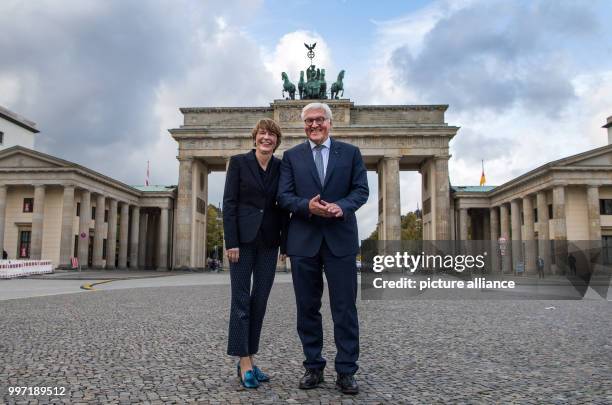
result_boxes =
[298,368,324,389]
[336,373,359,395]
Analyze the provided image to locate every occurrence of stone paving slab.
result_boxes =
[0,283,611,404]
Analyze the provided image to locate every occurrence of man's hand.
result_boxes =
[279,253,287,262]
[309,195,334,217]
[226,248,239,263]
[324,203,343,218]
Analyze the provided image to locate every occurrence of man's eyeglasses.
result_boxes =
[304,117,328,126]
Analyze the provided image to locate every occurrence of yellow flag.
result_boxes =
[479,160,486,186]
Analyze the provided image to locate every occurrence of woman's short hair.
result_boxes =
[301,102,333,121]
[251,118,282,151]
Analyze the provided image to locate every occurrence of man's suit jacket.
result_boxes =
[223,150,288,253]
[277,138,369,257]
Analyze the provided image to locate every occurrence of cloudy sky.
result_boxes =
[2,0,612,239]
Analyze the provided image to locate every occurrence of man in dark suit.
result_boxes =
[278,102,369,395]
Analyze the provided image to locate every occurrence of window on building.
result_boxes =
[603,236,612,265]
[104,209,109,223]
[102,239,107,260]
[600,199,612,215]
[520,211,524,225]
[534,208,538,223]
[76,202,80,217]
[0,131,4,144]
[23,198,33,213]
[91,206,96,220]
[200,172,204,191]
[548,204,553,219]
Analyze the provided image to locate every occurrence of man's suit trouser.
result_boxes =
[227,239,278,357]
[290,240,359,375]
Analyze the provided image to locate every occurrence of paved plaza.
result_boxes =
[1,272,611,404]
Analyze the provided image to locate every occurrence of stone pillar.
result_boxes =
[587,186,602,241]
[59,185,75,267]
[78,189,91,268]
[522,195,536,274]
[382,157,402,240]
[138,211,148,268]
[129,206,140,269]
[536,191,551,274]
[30,185,46,260]
[106,199,118,269]
[434,157,450,240]
[500,203,511,273]
[176,157,193,268]
[0,185,8,257]
[92,194,106,268]
[459,208,469,241]
[158,207,169,270]
[552,185,567,274]
[510,199,522,273]
[146,212,157,268]
[118,202,129,269]
[490,207,500,272]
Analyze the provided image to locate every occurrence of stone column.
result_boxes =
[92,194,106,268]
[146,213,157,268]
[59,185,75,267]
[500,203,511,273]
[459,208,469,241]
[552,185,567,274]
[30,185,46,260]
[510,199,522,273]
[106,199,118,269]
[138,211,148,268]
[434,157,451,240]
[118,202,129,269]
[158,207,169,270]
[0,185,7,258]
[587,186,602,241]
[175,157,193,268]
[490,207,500,272]
[129,206,140,269]
[382,157,402,240]
[78,189,91,268]
[536,191,551,274]
[522,195,536,274]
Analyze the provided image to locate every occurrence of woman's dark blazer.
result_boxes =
[223,150,288,253]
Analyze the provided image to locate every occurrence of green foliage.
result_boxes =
[206,204,224,258]
[364,210,423,241]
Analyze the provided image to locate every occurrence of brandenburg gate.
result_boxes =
[169,99,459,269]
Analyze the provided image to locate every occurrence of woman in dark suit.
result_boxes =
[223,118,288,389]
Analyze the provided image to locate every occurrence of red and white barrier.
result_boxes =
[0,260,54,279]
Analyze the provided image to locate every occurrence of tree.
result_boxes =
[206,204,224,258]
[364,209,423,241]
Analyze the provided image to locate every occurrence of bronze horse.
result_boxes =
[331,70,345,99]
[282,72,296,100]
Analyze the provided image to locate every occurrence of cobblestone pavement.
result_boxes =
[1,282,611,404]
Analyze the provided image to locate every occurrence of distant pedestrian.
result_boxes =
[568,253,577,276]
[536,256,544,279]
[2,249,7,260]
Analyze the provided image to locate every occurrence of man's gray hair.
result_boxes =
[301,102,333,121]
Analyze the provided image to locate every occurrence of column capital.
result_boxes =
[433,155,451,161]
[177,156,194,162]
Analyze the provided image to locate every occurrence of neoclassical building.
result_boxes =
[0,146,175,269]
[0,101,611,272]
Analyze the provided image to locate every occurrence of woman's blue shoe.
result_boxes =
[252,366,270,382]
[237,364,259,389]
